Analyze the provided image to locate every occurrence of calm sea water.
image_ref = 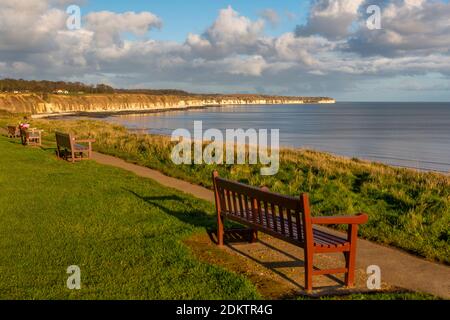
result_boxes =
[92,102,450,173]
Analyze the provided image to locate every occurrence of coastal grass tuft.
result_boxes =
[1,115,449,264]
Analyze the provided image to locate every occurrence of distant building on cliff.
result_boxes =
[54,90,69,95]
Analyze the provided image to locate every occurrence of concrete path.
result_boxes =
[92,152,450,299]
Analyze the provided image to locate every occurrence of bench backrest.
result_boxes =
[212,172,312,245]
[7,126,18,135]
[55,132,74,150]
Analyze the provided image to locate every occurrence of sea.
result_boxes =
[77,102,450,173]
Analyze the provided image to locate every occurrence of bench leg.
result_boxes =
[345,225,358,287]
[250,229,258,243]
[344,250,356,287]
[217,215,224,246]
[305,248,314,292]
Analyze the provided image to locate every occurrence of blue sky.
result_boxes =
[82,0,311,42]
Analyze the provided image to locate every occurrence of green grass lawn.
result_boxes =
[0,136,259,299]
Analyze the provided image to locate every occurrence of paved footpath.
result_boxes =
[92,152,450,299]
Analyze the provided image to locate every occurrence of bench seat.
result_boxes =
[222,209,349,249]
[74,144,89,151]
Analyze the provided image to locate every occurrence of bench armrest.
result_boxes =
[75,139,96,143]
[311,213,368,225]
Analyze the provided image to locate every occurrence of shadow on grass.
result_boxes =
[126,189,216,230]
[3,137,56,152]
[127,188,345,293]
[5,139,22,146]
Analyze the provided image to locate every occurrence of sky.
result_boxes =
[0,0,450,101]
[82,1,312,42]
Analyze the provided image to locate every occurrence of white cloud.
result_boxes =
[0,1,65,52]
[273,32,335,65]
[349,0,450,56]
[84,11,162,47]
[224,55,268,76]
[186,6,268,59]
[206,6,265,46]
[296,0,365,40]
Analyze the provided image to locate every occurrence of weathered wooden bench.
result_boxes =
[55,131,95,163]
[20,128,42,146]
[7,125,20,138]
[212,171,368,291]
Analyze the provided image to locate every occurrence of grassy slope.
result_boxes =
[0,126,440,300]
[14,117,448,264]
[0,136,259,299]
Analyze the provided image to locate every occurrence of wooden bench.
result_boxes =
[20,128,42,146]
[7,125,20,138]
[55,132,95,163]
[212,171,368,292]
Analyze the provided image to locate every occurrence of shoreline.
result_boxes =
[30,100,336,119]
[32,105,210,119]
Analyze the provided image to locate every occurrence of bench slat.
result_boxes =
[251,198,258,224]
[232,191,238,217]
[244,195,250,221]
[295,209,303,242]
[221,207,348,249]
[279,206,286,236]
[225,189,232,214]
[263,201,270,229]
[270,203,278,232]
[237,193,245,219]
[257,199,263,226]
[287,208,294,239]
